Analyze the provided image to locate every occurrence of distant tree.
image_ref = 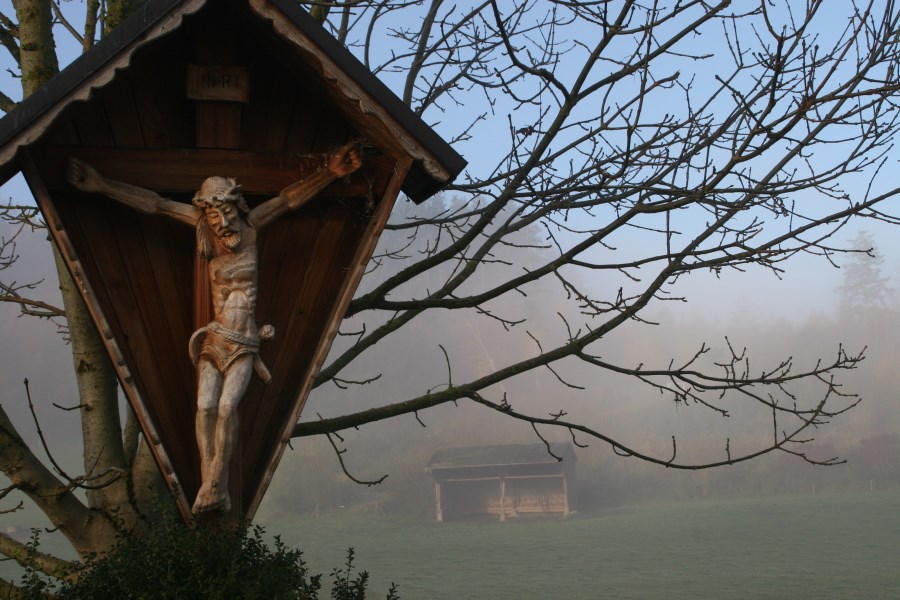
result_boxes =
[837,231,894,315]
[1,0,900,590]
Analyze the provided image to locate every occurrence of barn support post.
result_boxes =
[499,476,506,522]
[434,481,443,522]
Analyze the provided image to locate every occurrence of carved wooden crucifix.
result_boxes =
[67,144,362,513]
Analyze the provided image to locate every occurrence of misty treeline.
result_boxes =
[259,225,900,519]
[1,0,900,583]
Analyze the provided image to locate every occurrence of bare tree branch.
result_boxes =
[0,531,76,582]
[321,415,388,486]
[50,0,83,46]
[0,399,117,557]
[82,0,100,52]
[2,0,900,566]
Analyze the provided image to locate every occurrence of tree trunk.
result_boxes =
[2,0,156,560]
[12,0,57,96]
[104,0,145,35]
[0,404,118,556]
[51,245,133,523]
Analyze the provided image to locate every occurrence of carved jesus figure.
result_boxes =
[68,144,362,513]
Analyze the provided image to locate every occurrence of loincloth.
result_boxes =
[189,322,273,383]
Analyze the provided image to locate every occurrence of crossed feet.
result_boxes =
[192,480,231,514]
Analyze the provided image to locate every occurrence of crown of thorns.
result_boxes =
[192,177,244,208]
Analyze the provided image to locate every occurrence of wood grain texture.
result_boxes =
[195,103,242,150]
[38,147,392,197]
[27,0,421,523]
[246,157,412,517]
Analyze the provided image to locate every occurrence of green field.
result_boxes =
[2,491,898,598]
[262,491,900,599]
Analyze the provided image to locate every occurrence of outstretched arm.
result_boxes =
[67,158,197,227]
[249,142,363,230]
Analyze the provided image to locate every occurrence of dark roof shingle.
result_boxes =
[427,443,575,470]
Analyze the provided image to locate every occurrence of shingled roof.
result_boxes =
[427,443,576,471]
[0,0,465,202]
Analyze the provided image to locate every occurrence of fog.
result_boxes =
[3,182,900,511]
[0,198,84,463]
[3,172,900,595]
[265,210,900,519]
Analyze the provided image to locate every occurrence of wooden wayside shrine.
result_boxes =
[0,0,464,522]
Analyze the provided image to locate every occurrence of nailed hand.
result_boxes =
[67,158,103,193]
[327,142,364,178]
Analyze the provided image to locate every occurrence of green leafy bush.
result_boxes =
[20,514,397,599]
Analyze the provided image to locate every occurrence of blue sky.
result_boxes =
[0,0,897,325]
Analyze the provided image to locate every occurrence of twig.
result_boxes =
[324,432,388,486]
[23,380,123,491]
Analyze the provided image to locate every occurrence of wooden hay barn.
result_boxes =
[426,443,576,522]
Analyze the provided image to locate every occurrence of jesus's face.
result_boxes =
[204,202,242,250]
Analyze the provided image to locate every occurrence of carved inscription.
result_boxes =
[187,65,250,103]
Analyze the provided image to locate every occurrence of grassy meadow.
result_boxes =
[260,490,900,599]
[1,490,897,598]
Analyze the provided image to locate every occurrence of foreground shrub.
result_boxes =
[20,515,397,599]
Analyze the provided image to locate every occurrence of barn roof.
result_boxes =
[0,0,465,202]
[427,443,576,471]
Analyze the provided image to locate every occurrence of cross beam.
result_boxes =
[39,147,384,197]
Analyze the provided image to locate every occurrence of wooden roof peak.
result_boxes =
[0,0,465,202]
